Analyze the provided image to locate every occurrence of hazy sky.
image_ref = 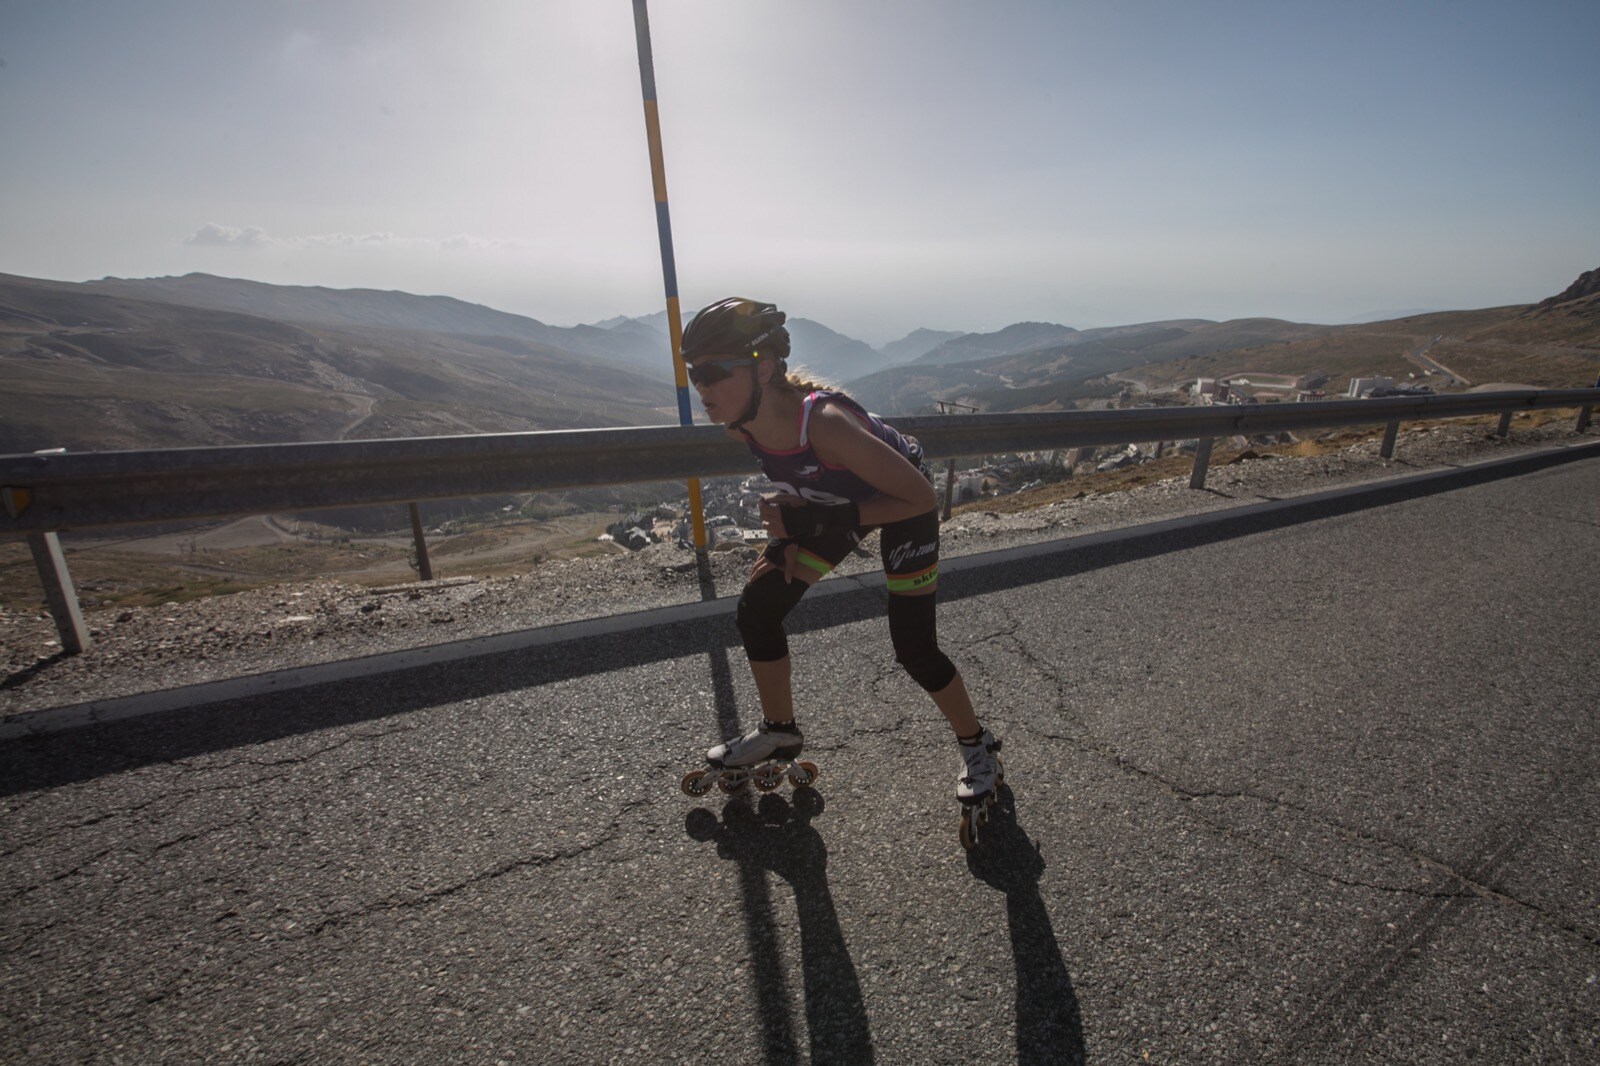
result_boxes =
[3,1,1596,346]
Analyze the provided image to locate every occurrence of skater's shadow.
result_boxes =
[966,785,1086,1065]
[686,791,874,1065]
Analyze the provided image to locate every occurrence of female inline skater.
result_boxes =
[677,296,1001,844]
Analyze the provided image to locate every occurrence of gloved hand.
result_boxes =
[780,499,861,539]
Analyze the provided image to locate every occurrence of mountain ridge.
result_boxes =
[0,273,675,453]
[82,273,672,381]
[4,268,1595,452]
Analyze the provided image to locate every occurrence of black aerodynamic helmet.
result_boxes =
[680,297,790,363]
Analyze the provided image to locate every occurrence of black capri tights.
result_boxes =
[734,509,957,693]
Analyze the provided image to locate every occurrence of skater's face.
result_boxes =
[687,354,758,423]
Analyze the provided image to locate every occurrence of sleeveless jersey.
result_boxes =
[741,390,917,506]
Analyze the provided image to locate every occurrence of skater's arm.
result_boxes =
[806,405,936,526]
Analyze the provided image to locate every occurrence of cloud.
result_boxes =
[184,224,518,251]
[299,231,519,250]
[440,233,515,251]
[298,231,397,247]
[185,223,271,247]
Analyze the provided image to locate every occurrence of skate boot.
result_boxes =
[955,728,1003,850]
[680,719,819,798]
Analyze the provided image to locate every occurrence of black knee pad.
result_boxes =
[888,593,957,692]
[736,567,809,662]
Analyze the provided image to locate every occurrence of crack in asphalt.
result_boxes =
[1,723,419,858]
[148,815,257,856]
[948,599,1600,950]
[0,777,285,860]
[283,798,652,941]
[4,844,117,905]
[5,810,263,955]
[171,720,424,773]
[1015,722,1600,950]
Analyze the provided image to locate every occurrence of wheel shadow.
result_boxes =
[686,790,874,1065]
[965,785,1087,1065]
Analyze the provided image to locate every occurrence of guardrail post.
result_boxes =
[1153,440,1167,459]
[1189,438,1214,490]
[28,531,90,654]
[1380,421,1401,459]
[1495,411,1513,438]
[408,502,434,581]
[933,400,978,521]
[1578,405,1593,433]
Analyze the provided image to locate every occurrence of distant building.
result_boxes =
[954,473,1002,502]
[1348,376,1395,399]
[1225,374,1301,399]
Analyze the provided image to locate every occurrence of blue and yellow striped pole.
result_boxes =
[632,0,707,551]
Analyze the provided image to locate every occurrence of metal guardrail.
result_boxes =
[3,387,1597,653]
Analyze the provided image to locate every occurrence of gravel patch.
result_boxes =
[2,417,1593,715]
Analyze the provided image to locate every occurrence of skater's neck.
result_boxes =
[738,386,806,452]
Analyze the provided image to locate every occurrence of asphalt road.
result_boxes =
[3,450,1597,1064]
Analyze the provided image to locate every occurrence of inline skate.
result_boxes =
[680,718,819,798]
[956,728,1003,850]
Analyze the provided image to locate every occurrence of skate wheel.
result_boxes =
[717,773,750,795]
[753,766,784,792]
[680,770,714,798]
[958,808,979,851]
[788,760,820,788]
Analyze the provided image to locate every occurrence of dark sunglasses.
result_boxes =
[686,356,755,387]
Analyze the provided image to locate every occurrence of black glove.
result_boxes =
[783,500,861,538]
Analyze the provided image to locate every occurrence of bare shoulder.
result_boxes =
[808,400,900,470]
[807,400,872,442]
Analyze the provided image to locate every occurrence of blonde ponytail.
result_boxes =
[774,363,837,395]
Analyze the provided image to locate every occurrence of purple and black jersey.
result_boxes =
[740,389,918,506]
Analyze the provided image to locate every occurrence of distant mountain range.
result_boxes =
[589,308,920,380]
[0,272,675,453]
[80,273,673,380]
[882,328,965,364]
[846,286,1600,414]
[2,269,1595,453]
